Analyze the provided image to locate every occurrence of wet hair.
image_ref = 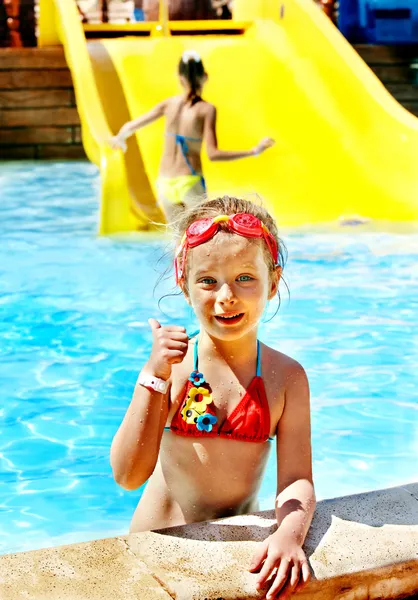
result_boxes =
[178,51,206,105]
[172,196,288,303]
[155,196,288,319]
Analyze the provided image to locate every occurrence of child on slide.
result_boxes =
[111,196,315,599]
[110,51,274,221]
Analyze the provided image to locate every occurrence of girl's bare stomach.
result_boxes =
[129,433,271,532]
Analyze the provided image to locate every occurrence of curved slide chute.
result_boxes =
[39,0,418,233]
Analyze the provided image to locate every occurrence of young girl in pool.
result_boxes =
[110,51,274,221]
[111,196,315,599]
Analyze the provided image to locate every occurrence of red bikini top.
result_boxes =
[165,336,273,443]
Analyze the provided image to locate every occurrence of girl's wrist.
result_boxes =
[144,360,171,381]
[273,523,305,546]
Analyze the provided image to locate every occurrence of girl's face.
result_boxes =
[183,232,280,341]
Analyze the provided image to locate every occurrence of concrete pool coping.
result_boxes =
[0,482,417,599]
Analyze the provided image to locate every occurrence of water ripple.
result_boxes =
[0,161,417,555]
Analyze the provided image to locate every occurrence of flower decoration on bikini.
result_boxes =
[196,413,217,433]
[180,381,218,430]
[182,50,202,63]
[174,213,279,284]
[188,370,206,386]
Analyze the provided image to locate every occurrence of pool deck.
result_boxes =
[1,482,417,599]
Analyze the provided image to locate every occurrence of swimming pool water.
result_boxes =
[1,161,417,556]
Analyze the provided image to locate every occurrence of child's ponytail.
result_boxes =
[178,50,206,105]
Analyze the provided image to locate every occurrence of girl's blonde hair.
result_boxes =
[172,195,287,290]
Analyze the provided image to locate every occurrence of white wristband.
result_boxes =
[138,371,169,394]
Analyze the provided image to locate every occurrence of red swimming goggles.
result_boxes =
[175,213,279,283]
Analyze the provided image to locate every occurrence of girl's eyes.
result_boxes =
[198,275,254,285]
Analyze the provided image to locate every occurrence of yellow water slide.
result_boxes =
[39,0,418,234]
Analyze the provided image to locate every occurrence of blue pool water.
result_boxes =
[0,161,417,556]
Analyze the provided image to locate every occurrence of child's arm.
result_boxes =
[249,363,315,599]
[110,318,188,490]
[110,100,167,152]
[204,105,274,161]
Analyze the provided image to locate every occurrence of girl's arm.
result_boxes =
[110,319,188,490]
[204,105,274,161]
[249,363,316,599]
[110,371,169,490]
[110,100,167,152]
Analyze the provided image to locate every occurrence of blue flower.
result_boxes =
[188,370,206,385]
[196,413,218,433]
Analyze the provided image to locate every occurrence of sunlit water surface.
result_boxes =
[0,161,417,555]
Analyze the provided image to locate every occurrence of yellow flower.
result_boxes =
[180,386,213,424]
[181,405,201,424]
[188,386,212,410]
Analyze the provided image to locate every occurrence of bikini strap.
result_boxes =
[167,132,202,143]
[166,133,206,191]
[194,338,199,372]
[256,340,261,377]
[188,329,200,372]
[192,333,260,376]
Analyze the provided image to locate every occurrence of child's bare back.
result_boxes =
[159,95,212,179]
[110,51,274,221]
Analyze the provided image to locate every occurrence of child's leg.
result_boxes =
[182,179,206,210]
[157,192,185,224]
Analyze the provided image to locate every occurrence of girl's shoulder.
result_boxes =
[260,343,309,424]
[165,95,183,107]
[195,99,215,114]
[260,342,308,393]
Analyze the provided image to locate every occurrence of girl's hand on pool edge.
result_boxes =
[147,318,189,381]
[249,530,310,599]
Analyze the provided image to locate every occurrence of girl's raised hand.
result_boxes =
[249,529,310,599]
[109,136,127,153]
[147,319,189,381]
[254,137,275,155]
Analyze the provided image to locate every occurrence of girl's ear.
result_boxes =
[180,281,191,305]
[268,266,282,300]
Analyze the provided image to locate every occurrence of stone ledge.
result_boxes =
[0,483,417,600]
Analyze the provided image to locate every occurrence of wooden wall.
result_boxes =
[0,47,85,159]
[1,44,418,161]
[354,44,418,117]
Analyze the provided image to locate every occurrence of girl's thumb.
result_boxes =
[148,318,161,331]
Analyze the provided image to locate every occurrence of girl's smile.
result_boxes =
[214,312,245,325]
